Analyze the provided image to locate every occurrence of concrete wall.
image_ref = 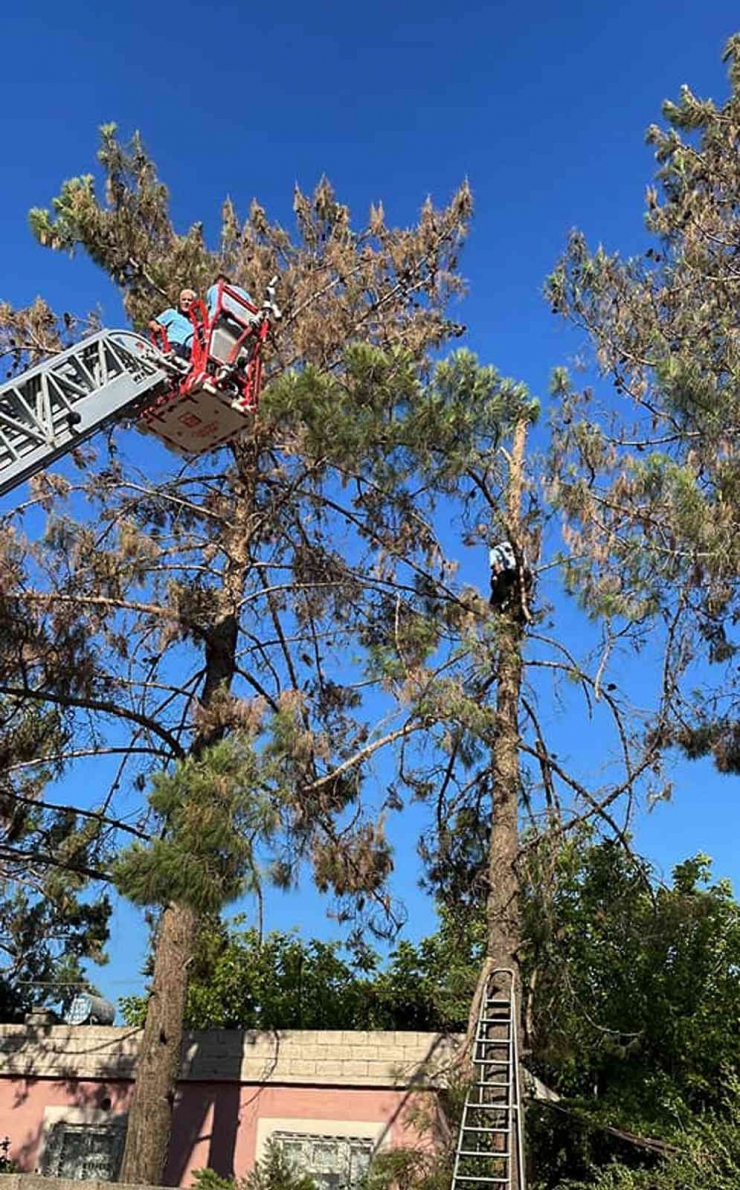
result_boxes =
[0,1026,454,1185]
[0,1177,167,1190]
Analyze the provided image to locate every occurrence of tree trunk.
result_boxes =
[487,417,528,984]
[462,421,529,1184]
[119,449,258,1185]
[488,421,529,1189]
[486,611,524,978]
[119,902,196,1184]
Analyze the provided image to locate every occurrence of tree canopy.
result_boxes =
[5,32,740,1190]
[0,698,110,1021]
[548,35,740,774]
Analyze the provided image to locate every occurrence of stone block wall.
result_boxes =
[0,1025,457,1088]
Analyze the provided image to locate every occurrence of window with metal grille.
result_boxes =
[41,1120,126,1181]
[272,1130,374,1188]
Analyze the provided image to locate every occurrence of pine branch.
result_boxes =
[0,684,185,759]
[0,784,150,840]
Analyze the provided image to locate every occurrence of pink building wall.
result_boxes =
[0,1026,451,1185]
[0,1076,429,1182]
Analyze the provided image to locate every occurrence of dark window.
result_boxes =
[41,1121,126,1181]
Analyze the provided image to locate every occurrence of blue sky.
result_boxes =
[3,0,740,1004]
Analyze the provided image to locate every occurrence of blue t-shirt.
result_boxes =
[207,284,255,319]
[157,307,194,348]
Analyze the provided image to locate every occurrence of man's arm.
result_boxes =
[149,307,174,334]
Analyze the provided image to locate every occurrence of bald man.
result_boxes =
[149,288,197,361]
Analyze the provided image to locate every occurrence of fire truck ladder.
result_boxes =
[452,968,526,1190]
[0,330,171,499]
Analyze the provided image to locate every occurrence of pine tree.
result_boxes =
[0,125,477,1184]
[0,698,110,1020]
[547,33,740,770]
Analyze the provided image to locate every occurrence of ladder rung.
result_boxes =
[458,1149,510,1158]
[453,1179,510,1185]
[466,1109,509,1117]
[461,1126,510,1134]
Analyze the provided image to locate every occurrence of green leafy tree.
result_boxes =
[560,1085,740,1190]
[524,843,740,1120]
[119,907,481,1034]
[120,923,374,1031]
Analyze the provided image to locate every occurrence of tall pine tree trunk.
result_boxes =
[484,604,525,1189]
[462,421,529,1190]
[119,903,196,1184]
[486,608,524,979]
[120,454,257,1185]
[485,419,528,1188]
[491,418,528,960]
[486,420,528,981]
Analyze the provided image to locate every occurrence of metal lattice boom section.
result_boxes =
[0,330,170,498]
[452,969,526,1190]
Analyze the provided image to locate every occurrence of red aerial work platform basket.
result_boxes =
[140,277,279,455]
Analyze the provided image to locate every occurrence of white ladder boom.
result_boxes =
[0,330,170,498]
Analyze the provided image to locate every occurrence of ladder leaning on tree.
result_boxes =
[451,968,526,1190]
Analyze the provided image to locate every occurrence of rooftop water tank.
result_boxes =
[64,994,116,1026]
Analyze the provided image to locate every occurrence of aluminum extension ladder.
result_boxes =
[451,968,526,1190]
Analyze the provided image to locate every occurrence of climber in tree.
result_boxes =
[489,540,533,612]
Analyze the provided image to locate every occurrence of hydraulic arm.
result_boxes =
[0,330,170,499]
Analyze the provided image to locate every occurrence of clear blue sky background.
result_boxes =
[3,0,740,1005]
